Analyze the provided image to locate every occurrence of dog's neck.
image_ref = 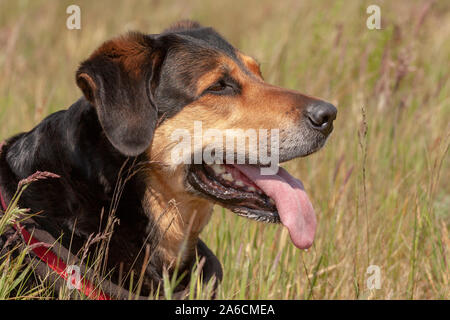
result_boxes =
[142,165,213,268]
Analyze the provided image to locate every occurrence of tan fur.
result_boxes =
[142,55,305,266]
[91,33,150,79]
[141,47,318,267]
[142,163,213,267]
[195,68,225,95]
[237,52,264,79]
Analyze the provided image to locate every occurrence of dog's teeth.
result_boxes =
[211,164,225,174]
[222,173,233,181]
[235,180,244,187]
[269,198,275,205]
[248,186,256,192]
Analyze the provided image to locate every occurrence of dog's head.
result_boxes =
[76,21,337,250]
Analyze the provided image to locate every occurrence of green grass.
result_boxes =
[0,0,449,299]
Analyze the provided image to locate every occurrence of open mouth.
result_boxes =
[187,162,317,249]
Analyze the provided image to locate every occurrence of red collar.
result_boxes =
[0,180,111,300]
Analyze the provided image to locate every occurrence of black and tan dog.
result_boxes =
[0,21,336,298]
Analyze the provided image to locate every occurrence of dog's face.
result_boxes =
[76,21,336,252]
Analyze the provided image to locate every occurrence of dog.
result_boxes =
[0,20,336,298]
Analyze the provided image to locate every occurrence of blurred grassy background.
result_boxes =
[0,0,448,299]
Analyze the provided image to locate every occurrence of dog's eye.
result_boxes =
[205,80,234,95]
[207,80,228,92]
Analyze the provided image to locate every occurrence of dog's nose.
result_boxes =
[305,102,337,133]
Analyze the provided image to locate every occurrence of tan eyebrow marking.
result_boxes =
[195,56,239,95]
[237,52,263,79]
[195,68,224,95]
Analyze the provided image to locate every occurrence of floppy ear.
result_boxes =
[76,32,162,156]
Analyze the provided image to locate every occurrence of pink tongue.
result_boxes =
[234,165,316,249]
